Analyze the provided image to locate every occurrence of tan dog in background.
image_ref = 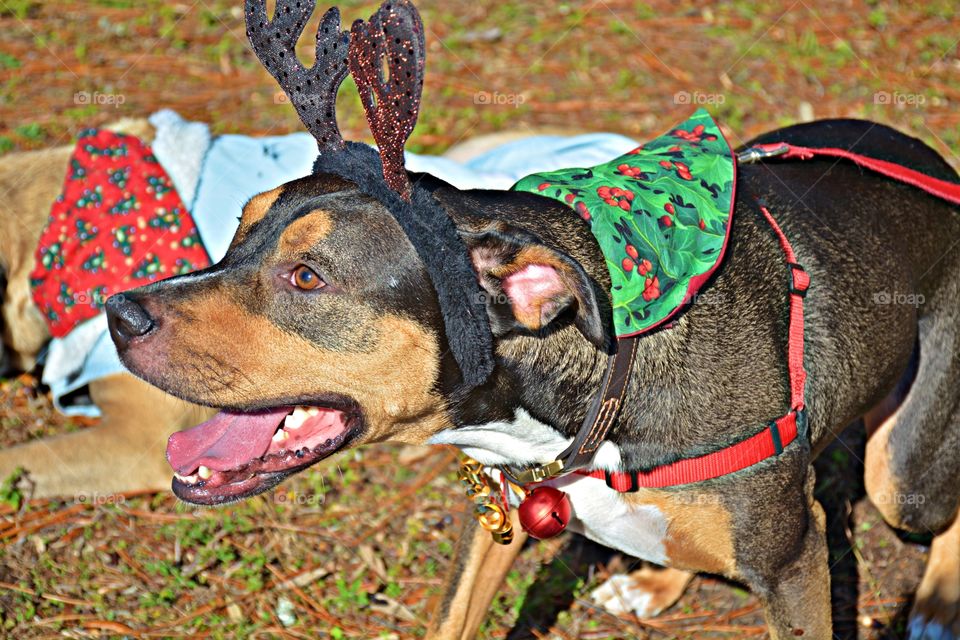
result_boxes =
[0,118,212,499]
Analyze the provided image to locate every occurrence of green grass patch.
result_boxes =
[0,52,20,70]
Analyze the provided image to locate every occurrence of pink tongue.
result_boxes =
[166,408,290,475]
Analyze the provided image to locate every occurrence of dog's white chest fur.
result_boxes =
[428,409,671,564]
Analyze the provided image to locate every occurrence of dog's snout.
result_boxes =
[106,294,155,347]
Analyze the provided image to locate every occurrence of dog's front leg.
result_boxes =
[755,472,832,639]
[426,509,527,639]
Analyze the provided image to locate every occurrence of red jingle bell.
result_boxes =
[518,486,572,539]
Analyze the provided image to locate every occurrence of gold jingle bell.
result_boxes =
[491,526,514,545]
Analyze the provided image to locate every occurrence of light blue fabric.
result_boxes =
[465,133,641,178]
[43,130,640,416]
[405,133,640,191]
[47,322,124,417]
[191,132,319,262]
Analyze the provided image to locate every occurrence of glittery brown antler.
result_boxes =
[349,0,426,201]
[245,0,350,151]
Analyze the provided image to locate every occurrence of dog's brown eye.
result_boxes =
[291,265,324,291]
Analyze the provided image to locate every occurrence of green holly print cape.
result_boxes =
[512,108,735,337]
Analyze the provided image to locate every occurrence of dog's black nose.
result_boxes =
[106,294,155,347]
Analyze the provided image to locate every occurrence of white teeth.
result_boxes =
[284,410,308,430]
[272,428,290,443]
[284,406,319,429]
[198,465,212,480]
[175,473,199,484]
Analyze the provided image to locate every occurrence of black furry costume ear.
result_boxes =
[246,0,494,387]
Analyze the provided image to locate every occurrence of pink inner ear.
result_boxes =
[502,264,567,321]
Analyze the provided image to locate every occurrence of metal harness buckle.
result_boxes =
[736,143,791,165]
[514,459,565,484]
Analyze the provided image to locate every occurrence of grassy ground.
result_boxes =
[0,0,958,161]
[0,0,958,638]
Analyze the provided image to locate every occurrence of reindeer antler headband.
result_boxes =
[246,0,494,388]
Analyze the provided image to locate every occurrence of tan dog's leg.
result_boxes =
[0,147,70,371]
[0,373,212,499]
[589,565,693,619]
[909,511,960,638]
[426,510,528,639]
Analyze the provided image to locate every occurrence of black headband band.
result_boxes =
[312,143,495,387]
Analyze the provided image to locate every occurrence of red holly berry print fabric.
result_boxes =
[512,109,735,337]
[30,129,210,338]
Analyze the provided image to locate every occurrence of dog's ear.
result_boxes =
[460,227,609,350]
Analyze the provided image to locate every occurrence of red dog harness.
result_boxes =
[519,143,960,493]
[578,202,810,490]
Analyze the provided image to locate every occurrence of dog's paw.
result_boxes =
[909,587,960,640]
[909,579,960,640]
[589,567,692,619]
[908,521,960,640]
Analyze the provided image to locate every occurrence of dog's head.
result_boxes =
[105,0,611,505]
[106,171,610,504]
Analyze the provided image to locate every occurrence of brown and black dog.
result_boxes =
[100,2,959,639]
[105,116,960,634]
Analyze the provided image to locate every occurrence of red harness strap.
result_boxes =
[576,204,809,490]
[747,143,960,206]
[568,142,960,491]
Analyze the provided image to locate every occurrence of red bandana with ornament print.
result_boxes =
[30,129,210,338]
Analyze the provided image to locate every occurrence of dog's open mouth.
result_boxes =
[166,402,361,505]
